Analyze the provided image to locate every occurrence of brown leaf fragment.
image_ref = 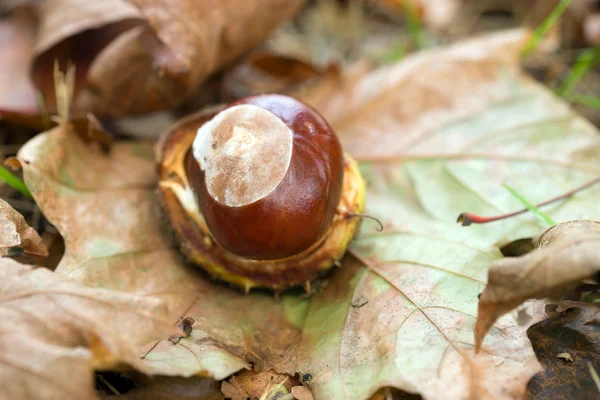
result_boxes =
[221,377,249,400]
[31,0,142,110]
[231,369,297,399]
[475,220,600,351]
[0,7,38,113]
[556,352,574,362]
[0,258,172,400]
[526,303,600,399]
[291,385,314,400]
[77,0,308,116]
[0,198,48,257]
[168,316,195,344]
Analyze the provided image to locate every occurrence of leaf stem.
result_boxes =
[457,175,600,226]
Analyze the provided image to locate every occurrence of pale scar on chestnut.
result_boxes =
[192,104,293,208]
[157,94,366,290]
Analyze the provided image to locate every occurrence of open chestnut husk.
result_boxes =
[156,94,365,291]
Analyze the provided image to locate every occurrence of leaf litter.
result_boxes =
[14,26,600,399]
[0,198,47,256]
[0,257,173,400]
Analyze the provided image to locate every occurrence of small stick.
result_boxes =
[346,212,384,231]
[458,175,600,226]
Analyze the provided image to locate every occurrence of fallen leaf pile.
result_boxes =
[2,0,600,398]
[10,27,600,399]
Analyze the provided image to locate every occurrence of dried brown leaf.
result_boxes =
[0,198,47,257]
[292,385,314,400]
[0,258,172,400]
[221,377,250,400]
[76,0,308,116]
[526,302,600,399]
[31,0,142,111]
[20,28,600,400]
[0,7,38,113]
[475,221,600,351]
[233,369,297,398]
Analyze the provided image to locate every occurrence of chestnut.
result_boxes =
[157,94,365,291]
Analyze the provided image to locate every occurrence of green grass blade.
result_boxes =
[556,47,600,98]
[521,0,573,58]
[402,0,428,49]
[503,183,556,226]
[0,165,32,198]
[571,93,600,110]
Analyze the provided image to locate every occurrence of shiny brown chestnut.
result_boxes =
[157,94,365,290]
[185,94,344,260]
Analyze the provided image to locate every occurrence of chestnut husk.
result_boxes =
[156,106,365,291]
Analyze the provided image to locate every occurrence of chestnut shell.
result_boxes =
[187,94,344,260]
[157,101,365,290]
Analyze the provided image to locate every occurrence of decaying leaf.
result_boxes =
[30,0,142,109]
[292,385,314,400]
[475,221,600,351]
[232,369,297,399]
[0,7,38,113]
[17,28,600,399]
[0,198,47,257]
[556,353,574,362]
[0,257,172,400]
[75,0,308,116]
[526,302,600,399]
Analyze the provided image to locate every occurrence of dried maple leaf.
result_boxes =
[0,198,47,257]
[17,29,600,399]
[475,220,600,351]
[0,257,172,400]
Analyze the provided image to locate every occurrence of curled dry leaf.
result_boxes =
[0,198,48,257]
[75,0,308,116]
[18,29,600,400]
[475,221,600,351]
[31,0,142,111]
[0,258,172,400]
